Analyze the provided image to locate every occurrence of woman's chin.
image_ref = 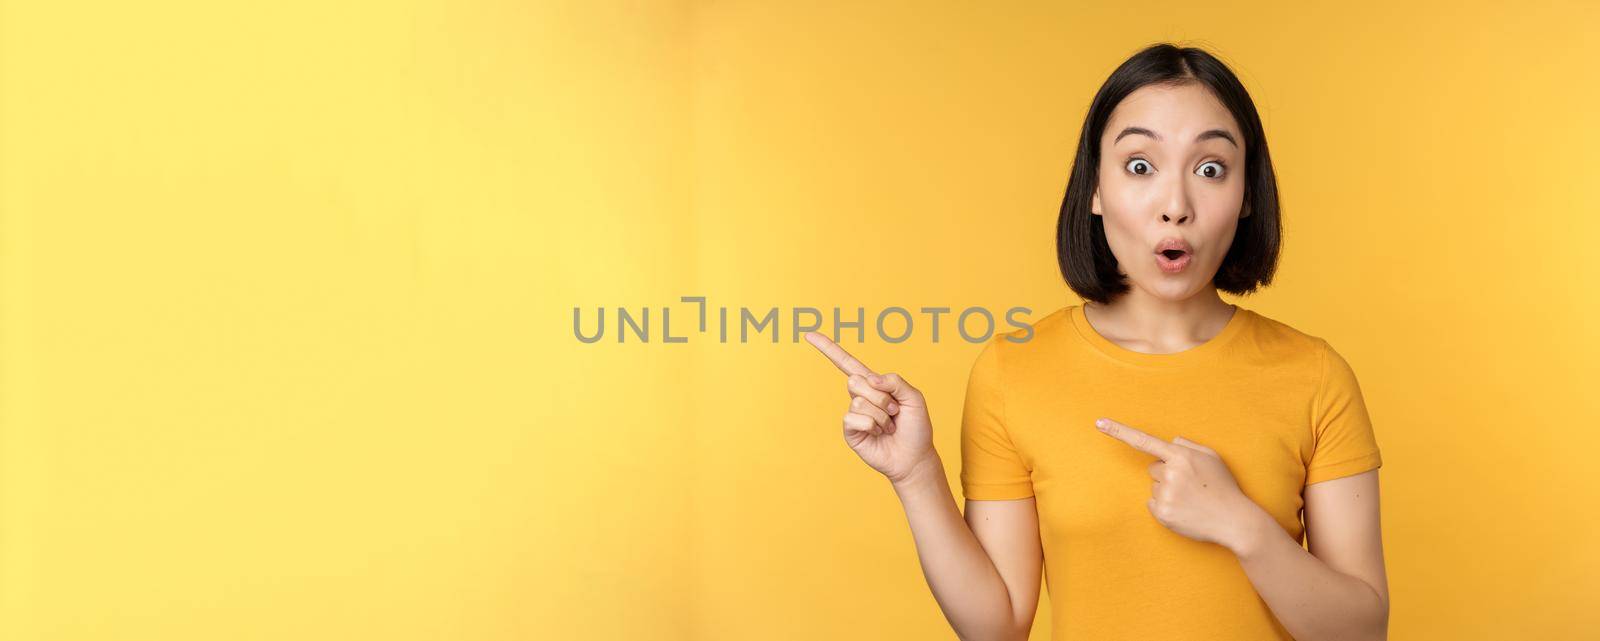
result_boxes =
[1135,275,1205,301]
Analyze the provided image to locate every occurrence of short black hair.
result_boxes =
[1056,43,1281,304]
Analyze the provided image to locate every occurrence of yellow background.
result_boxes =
[3,1,1596,639]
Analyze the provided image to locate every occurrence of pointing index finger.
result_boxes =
[803,331,876,377]
[1096,418,1179,461]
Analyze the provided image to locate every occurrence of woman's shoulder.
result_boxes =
[1234,307,1362,381]
[990,305,1072,341]
[1241,307,1334,352]
[980,304,1075,361]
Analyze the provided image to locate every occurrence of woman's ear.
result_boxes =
[1091,188,1102,216]
[1239,201,1251,219]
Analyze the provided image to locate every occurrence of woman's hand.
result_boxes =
[1094,417,1270,554]
[803,331,938,486]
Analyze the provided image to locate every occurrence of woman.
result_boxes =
[805,43,1388,640]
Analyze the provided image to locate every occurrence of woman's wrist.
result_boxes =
[889,451,946,492]
[1226,499,1278,559]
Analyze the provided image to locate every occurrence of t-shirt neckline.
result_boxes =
[1068,302,1250,369]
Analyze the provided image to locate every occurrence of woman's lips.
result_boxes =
[1155,249,1191,273]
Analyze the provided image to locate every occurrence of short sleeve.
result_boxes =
[1305,338,1383,486]
[958,336,1033,500]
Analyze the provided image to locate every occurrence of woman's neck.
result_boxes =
[1082,289,1236,355]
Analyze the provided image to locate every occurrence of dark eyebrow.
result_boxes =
[1195,128,1238,147]
[1113,126,1238,148]
[1113,126,1161,144]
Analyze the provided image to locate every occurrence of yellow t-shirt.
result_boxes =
[959,303,1382,641]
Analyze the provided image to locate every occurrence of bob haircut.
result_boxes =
[1057,43,1282,304]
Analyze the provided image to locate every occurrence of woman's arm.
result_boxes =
[891,452,1043,641]
[1231,469,1389,641]
[1092,418,1388,640]
[801,332,1041,641]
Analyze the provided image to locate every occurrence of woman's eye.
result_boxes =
[1125,159,1153,175]
[1196,161,1227,179]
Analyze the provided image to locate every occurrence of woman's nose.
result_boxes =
[1160,177,1193,224]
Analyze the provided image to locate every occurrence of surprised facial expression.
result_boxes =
[1092,82,1248,301]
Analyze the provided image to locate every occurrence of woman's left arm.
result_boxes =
[1093,418,1390,641]
[1232,469,1389,641]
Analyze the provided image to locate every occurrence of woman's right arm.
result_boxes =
[892,452,1043,641]
[803,332,1043,641]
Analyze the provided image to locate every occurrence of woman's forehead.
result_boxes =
[1104,83,1240,144]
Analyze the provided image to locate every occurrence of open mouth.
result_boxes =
[1154,246,1192,273]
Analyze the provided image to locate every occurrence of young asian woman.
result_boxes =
[806,43,1387,641]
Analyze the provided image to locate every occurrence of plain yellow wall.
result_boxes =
[2,1,1596,639]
